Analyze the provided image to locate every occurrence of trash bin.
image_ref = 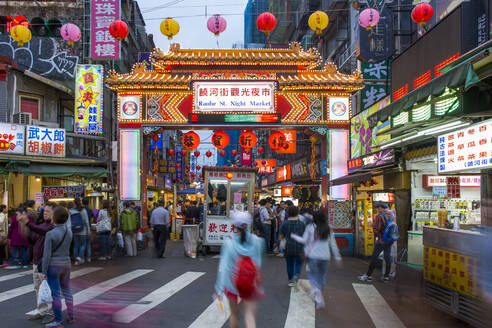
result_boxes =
[182,224,199,258]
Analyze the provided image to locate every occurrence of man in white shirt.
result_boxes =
[150,201,170,258]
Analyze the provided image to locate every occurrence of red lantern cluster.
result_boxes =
[411,2,433,27]
[256,12,277,35]
[109,20,129,41]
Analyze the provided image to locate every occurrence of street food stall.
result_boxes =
[201,166,255,254]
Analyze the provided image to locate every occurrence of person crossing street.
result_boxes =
[149,200,170,258]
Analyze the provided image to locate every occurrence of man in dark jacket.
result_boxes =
[20,203,55,324]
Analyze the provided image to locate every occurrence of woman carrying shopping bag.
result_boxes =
[41,206,74,328]
[291,210,341,309]
[96,200,112,260]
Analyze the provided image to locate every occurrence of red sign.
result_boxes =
[255,159,276,174]
[276,164,291,182]
[281,186,293,197]
[422,174,480,188]
[241,148,252,166]
[446,176,460,199]
[91,0,120,59]
[277,130,297,154]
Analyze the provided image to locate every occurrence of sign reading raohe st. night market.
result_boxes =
[438,119,492,173]
[26,126,66,157]
[194,82,275,113]
[75,65,104,135]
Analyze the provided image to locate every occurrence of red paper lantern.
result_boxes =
[220,150,226,157]
[194,150,200,157]
[176,163,181,169]
[109,20,129,41]
[269,131,286,151]
[186,165,190,170]
[239,130,257,150]
[181,149,187,157]
[257,146,264,154]
[212,131,229,149]
[411,2,433,27]
[152,134,159,143]
[196,165,201,171]
[182,131,200,150]
[206,150,212,158]
[167,149,175,156]
[256,12,277,35]
[231,149,238,156]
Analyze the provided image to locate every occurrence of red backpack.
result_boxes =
[234,255,258,299]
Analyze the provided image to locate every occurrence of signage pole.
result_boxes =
[173,183,177,240]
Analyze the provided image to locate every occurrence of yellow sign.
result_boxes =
[75,65,104,135]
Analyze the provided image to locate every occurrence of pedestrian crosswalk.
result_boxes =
[0,266,413,328]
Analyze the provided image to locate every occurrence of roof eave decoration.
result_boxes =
[151,42,322,71]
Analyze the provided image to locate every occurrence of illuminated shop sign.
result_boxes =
[26,126,66,157]
[194,82,275,113]
[189,113,280,124]
[75,64,104,135]
[347,149,395,173]
[119,94,142,121]
[254,159,276,174]
[0,122,25,154]
[43,186,85,199]
[438,118,492,173]
[328,97,350,121]
[422,175,480,188]
[276,164,291,182]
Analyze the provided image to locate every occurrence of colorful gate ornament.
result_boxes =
[182,131,200,150]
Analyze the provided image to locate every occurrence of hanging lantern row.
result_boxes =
[60,23,81,46]
[308,10,329,35]
[109,20,129,41]
[358,8,380,31]
[207,14,227,36]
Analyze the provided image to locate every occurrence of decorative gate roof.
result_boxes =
[107,43,363,127]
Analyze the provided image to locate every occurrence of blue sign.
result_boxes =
[175,145,183,181]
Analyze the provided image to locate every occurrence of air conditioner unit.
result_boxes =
[13,112,32,125]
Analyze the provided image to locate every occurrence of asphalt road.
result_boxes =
[0,240,469,328]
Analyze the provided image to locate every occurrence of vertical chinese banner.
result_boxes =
[241,148,252,166]
[91,0,120,59]
[75,65,104,135]
[175,145,183,181]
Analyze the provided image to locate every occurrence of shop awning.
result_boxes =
[329,171,373,187]
[4,163,108,178]
[370,48,490,123]
[177,188,203,195]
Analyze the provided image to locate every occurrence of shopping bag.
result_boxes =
[116,232,124,248]
[37,280,53,306]
[137,231,143,242]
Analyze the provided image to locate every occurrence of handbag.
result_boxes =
[0,236,7,246]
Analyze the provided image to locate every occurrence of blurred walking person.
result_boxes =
[150,200,169,258]
[215,211,264,328]
[291,210,341,309]
[279,206,305,287]
[42,206,74,327]
[96,200,112,260]
[0,205,8,267]
[8,206,32,269]
[70,198,90,265]
[119,202,140,257]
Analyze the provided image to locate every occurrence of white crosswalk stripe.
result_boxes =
[0,267,102,303]
[0,269,33,282]
[113,271,205,323]
[26,269,154,315]
[284,279,315,328]
[353,283,406,328]
[187,296,236,328]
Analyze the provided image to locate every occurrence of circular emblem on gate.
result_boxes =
[331,101,347,116]
[122,100,138,116]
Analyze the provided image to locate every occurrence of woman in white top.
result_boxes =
[291,210,341,309]
[0,205,8,267]
[96,200,112,260]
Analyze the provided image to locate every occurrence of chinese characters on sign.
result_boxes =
[42,186,85,200]
[358,7,393,62]
[347,149,395,173]
[26,126,66,157]
[0,123,25,154]
[255,159,276,174]
[423,175,480,188]
[91,0,120,59]
[276,164,291,182]
[194,82,275,113]
[438,119,492,173]
[205,218,242,243]
[277,130,296,154]
[75,65,104,134]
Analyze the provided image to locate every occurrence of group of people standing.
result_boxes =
[0,198,120,327]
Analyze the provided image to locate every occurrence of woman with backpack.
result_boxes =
[291,210,341,309]
[69,198,90,265]
[215,211,264,328]
[279,206,305,287]
[96,200,112,260]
